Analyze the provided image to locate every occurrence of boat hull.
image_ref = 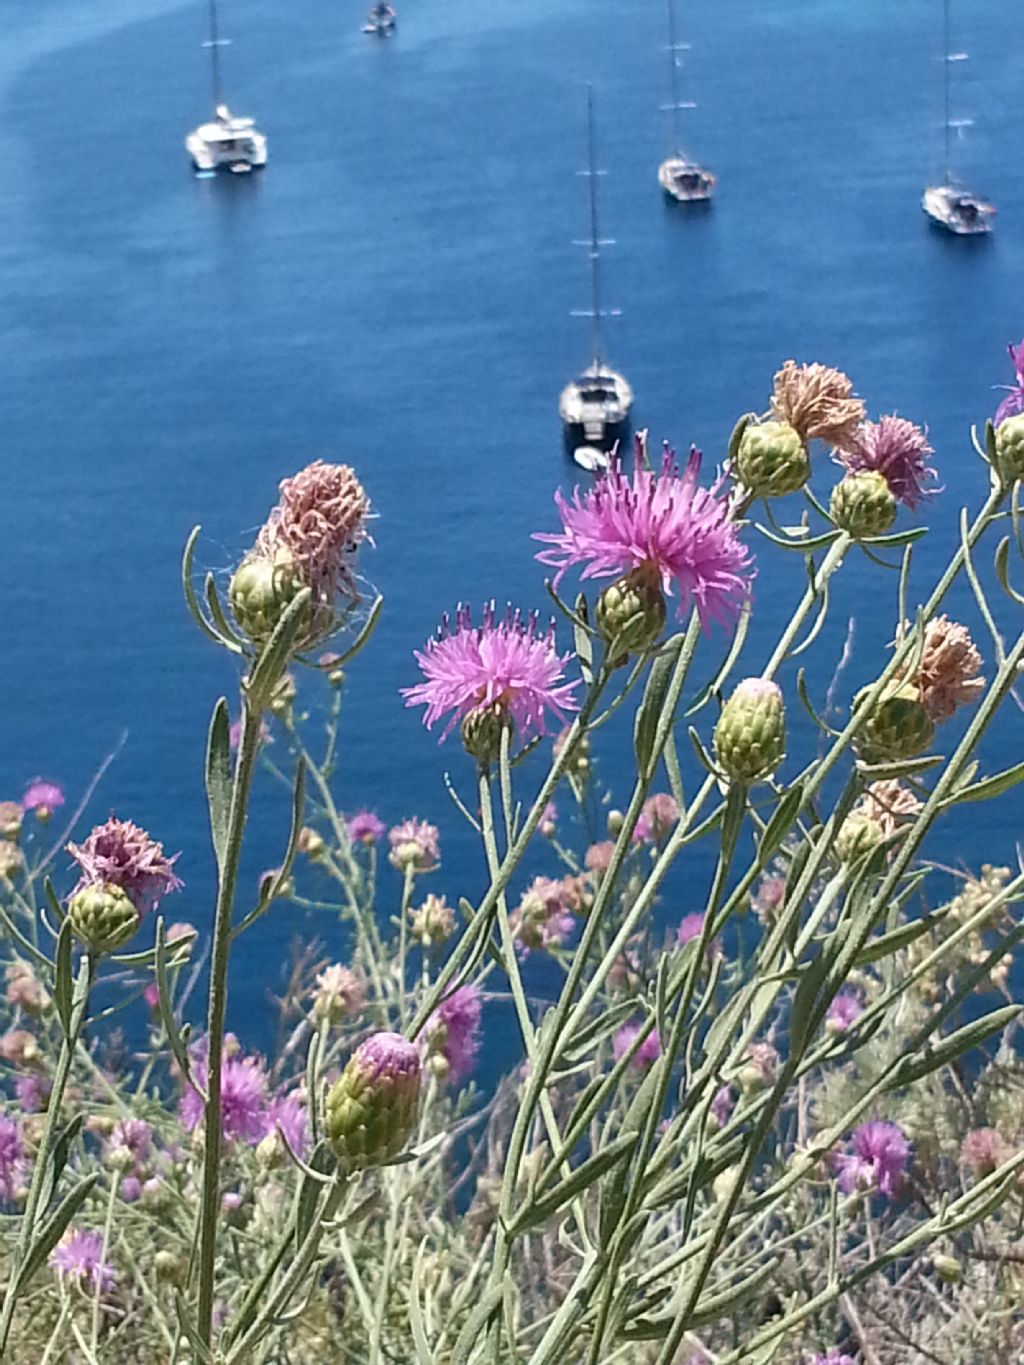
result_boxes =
[922,185,994,235]
[186,116,268,173]
[559,366,634,453]
[658,157,715,203]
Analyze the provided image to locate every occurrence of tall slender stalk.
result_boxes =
[194,695,264,1346]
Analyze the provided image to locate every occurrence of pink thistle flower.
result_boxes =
[265,1093,310,1157]
[143,981,160,1011]
[388,818,440,872]
[402,603,579,743]
[810,1352,856,1365]
[993,341,1024,427]
[835,415,937,509]
[534,436,754,631]
[120,1175,142,1203]
[15,1075,50,1113]
[109,1118,152,1166]
[677,912,706,946]
[710,1085,735,1128]
[50,1229,115,1292]
[256,460,370,602]
[229,716,272,752]
[834,1120,909,1199]
[584,841,615,873]
[961,1127,1008,1178]
[0,1115,26,1202]
[180,1044,268,1145]
[347,810,387,844]
[509,876,576,956]
[613,1021,661,1070]
[429,984,483,1083]
[21,780,64,820]
[67,817,181,915]
[633,792,679,842]
[826,992,863,1033]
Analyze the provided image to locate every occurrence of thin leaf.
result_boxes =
[319,594,385,671]
[757,782,805,869]
[155,920,198,1097]
[181,526,232,651]
[938,759,1024,809]
[854,908,949,966]
[206,698,232,872]
[16,1173,98,1291]
[246,586,313,706]
[174,1290,216,1364]
[886,1005,1021,1090]
[449,1283,506,1365]
[37,1115,85,1219]
[573,593,594,686]
[508,1132,639,1236]
[204,573,245,651]
[53,920,74,1038]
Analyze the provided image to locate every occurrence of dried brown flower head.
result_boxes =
[257,460,369,603]
[770,360,866,446]
[857,780,922,838]
[899,615,985,722]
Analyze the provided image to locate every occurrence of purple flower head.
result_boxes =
[711,1085,735,1128]
[430,984,483,1083]
[21,780,64,817]
[510,877,576,956]
[835,415,937,509]
[0,1115,25,1202]
[67,817,182,915]
[229,716,272,752]
[809,1352,856,1365]
[994,341,1024,427]
[633,792,679,843]
[961,1127,1008,1177]
[180,1042,269,1145]
[109,1117,152,1166]
[50,1229,115,1292]
[256,460,370,602]
[347,810,387,844]
[388,818,440,872]
[15,1075,50,1114]
[265,1093,310,1157]
[120,1175,142,1203]
[613,1021,661,1071]
[402,603,580,743]
[351,1031,421,1083]
[535,435,754,632]
[835,1120,909,1199]
[826,991,863,1033]
[677,912,706,946]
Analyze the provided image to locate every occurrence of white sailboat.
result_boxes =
[922,0,993,234]
[363,2,397,35]
[559,88,633,472]
[657,0,714,203]
[186,0,267,174]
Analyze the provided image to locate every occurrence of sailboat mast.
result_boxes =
[666,0,681,155]
[207,0,223,112]
[585,86,603,369]
[942,0,951,183]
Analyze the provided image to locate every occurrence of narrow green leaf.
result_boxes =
[206,698,232,872]
[155,920,196,1094]
[727,413,757,465]
[181,526,234,652]
[53,920,74,1037]
[573,592,594,686]
[509,1132,639,1236]
[757,782,805,868]
[204,573,245,651]
[938,759,1024,809]
[788,954,831,1057]
[16,1173,98,1291]
[36,1115,85,1220]
[409,1243,436,1364]
[247,585,313,705]
[295,1141,335,1248]
[449,1283,505,1365]
[634,635,684,779]
[316,594,385,671]
[886,1005,1021,1090]
[854,908,949,966]
[174,1290,216,1364]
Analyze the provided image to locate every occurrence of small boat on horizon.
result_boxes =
[559,87,634,467]
[186,0,267,174]
[657,0,714,204]
[922,0,993,234]
[363,2,396,36]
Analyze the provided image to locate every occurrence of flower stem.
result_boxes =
[194,694,264,1347]
[0,955,94,1353]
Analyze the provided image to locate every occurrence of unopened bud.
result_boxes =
[595,563,666,662]
[854,684,934,763]
[325,1032,422,1173]
[68,883,140,955]
[736,421,810,498]
[714,678,786,784]
[460,703,510,764]
[830,470,897,539]
[995,412,1024,483]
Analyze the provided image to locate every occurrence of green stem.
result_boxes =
[0,955,94,1353]
[761,532,852,680]
[194,695,264,1347]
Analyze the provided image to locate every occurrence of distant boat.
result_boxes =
[186,0,267,174]
[363,2,396,35]
[657,0,714,204]
[559,87,634,466]
[922,0,993,234]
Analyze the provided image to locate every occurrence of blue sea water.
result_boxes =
[0,0,1022,1041]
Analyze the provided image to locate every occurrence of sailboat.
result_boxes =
[559,88,634,472]
[657,0,714,203]
[922,0,993,234]
[363,2,397,36]
[185,0,267,174]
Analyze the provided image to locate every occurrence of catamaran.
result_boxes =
[186,0,267,174]
[922,0,993,234]
[657,0,714,203]
[559,88,633,471]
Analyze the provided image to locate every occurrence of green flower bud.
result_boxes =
[932,1253,962,1284]
[595,563,666,662]
[735,421,810,498]
[714,678,786,784]
[854,684,934,763]
[835,811,885,863]
[68,883,140,955]
[995,413,1024,483]
[325,1032,421,1174]
[830,470,897,539]
[229,551,320,648]
[460,702,510,764]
